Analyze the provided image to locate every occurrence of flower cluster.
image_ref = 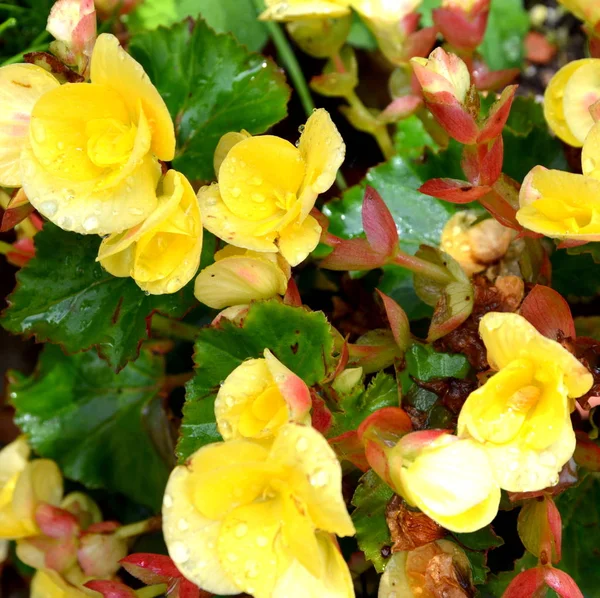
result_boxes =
[162,351,356,597]
[516,58,600,241]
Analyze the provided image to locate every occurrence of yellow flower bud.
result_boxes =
[98,170,202,294]
[30,569,90,598]
[194,246,290,309]
[215,349,311,441]
[412,48,471,104]
[458,313,593,493]
[544,58,600,147]
[12,33,175,235]
[163,423,355,597]
[388,431,500,533]
[0,437,63,540]
[0,64,60,187]
[198,109,345,267]
[259,0,352,21]
[351,0,421,23]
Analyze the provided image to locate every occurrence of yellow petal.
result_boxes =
[218,135,305,222]
[394,437,497,522]
[260,0,351,20]
[278,214,322,266]
[30,570,89,598]
[198,183,278,252]
[479,312,593,398]
[214,130,251,177]
[98,243,135,277]
[13,459,63,520]
[218,498,291,598]
[194,253,288,309]
[297,109,345,219]
[544,59,592,147]
[269,423,355,537]
[162,463,240,595]
[90,33,175,160]
[582,121,600,179]
[0,437,30,486]
[0,64,59,187]
[562,59,600,144]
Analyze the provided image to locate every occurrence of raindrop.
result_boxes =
[235,523,248,537]
[178,518,189,531]
[171,542,189,564]
[309,468,329,488]
[83,216,98,231]
[41,200,58,217]
[163,494,173,508]
[296,437,308,452]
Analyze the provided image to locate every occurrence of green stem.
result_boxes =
[346,91,394,160]
[136,586,168,598]
[151,314,202,342]
[1,30,50,66]
[0,16,16,36]
[0,4,26,12]
[115,516,162,540]
[393,250,454,285]
[252,0,347,191]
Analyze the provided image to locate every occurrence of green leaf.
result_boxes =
[575,316,600,340]
[179,300,335,460]
[129,20,290,181]
[480,0,529,70]
[402,343,470,389]
[453,526,504,551]
[555,474,600,596]
[418,0,441,27]
[329,372,399,437]
[9,345,169,511]
[503,96,548,136]
[551,250,600,301]
[1,224,200,371]
[394,115,440,161]
[567,242,600,263]
[351,470,394,573]
[479,552,537,597]
[323,156,457,252]
[378,266,433,320]
[347,12,377,50]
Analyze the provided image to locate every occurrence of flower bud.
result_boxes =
[77,531,128,578]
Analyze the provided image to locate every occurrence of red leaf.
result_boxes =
[311,391,333,435]
[319,238,387,271]
[479,189,522,231]
[174,578,203,598]
[546,498,562,563]
[473,66,520,92]
[502,567,545,598]
[376,290,410,350]
[525,31,557,64]
[478,85,517,143]
[519,285,575,340]
[329,431,370,471]
[557,239,588,249]
[574,431,600,471]
[362,186,398,256]
[84,580,137,597]
[402,26,438,61]
[419,178,491,203]
[120,553,182,585]
[7,237,36,268]
[283,278,302,307]
[432,7,489,50]
[426,94,480,144]
[0,189,34,233]
[544,568,584,598]
[35,504,79,539]
[86,521,121,534]
[461,137,504,186]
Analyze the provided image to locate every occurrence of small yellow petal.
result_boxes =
[0,437,29,485]
[278,214,322,266]
[30,569,89,598]
[213,130,252,178]
[260,0,351,21]
[562,59,600,144]
[0,64,59,187]
[90,33,175,160]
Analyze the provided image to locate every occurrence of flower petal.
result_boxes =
[269,423,355,537]
[162,463,239,595]
[260,0,351,21]
[213,130,251,177]
[479,312,593,398]
[278,214,322,266]
[0,64,59,187]
[562,59,600,144]
[31,569,89,598]
[0,437,29,485]
[297,108,345,219]
[90,33,175,160]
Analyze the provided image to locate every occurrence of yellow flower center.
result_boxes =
[507,384,541,413]
[86,118,137,168]
[238,385,288,438]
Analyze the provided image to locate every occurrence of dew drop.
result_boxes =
[163,494,173,508]
[171,541,190,564]
[309,468,329,488]
[59,215,73,229]
[235,523,248,538]
[83,216,98,231]
[296,437,308,452]
[250,176,263,186]
[231,187,242,198]
[227,552,238,562]
[32,122,46,143]
[129,207,144,216]
[251,193,265,203]
[256,535,268,547]
[178,518,190,531]
[57,141,65,151]
[41,200,58,217]
[245,560,259,578]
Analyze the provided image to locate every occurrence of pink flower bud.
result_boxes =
[77,531,128,578]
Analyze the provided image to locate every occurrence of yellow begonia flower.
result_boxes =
[10,33,175,235]
[215,349,311,441]
[0,64,60,187]
[30,569,90,598]
[350,0,421,22]
[260,0,351,20]
[544,58,600,147]
[97,170,202,294]
[194,246,290,309]
[0,437,63,540]
[558,0,600,28]
[163,423,355,598]
[458,312,593,493]
[387,431,500,533]
[198,109,345,267]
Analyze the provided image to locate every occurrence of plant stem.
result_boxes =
[252,0,347,191]
[0,4,25,12]
[115,516,162,540]
[393,250,454,285]
[151,314,202,342]
[0,16,16,36]
[136,586,168,598]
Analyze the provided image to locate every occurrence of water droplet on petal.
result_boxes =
[178,518,189,531]
[171,541,189,564]
[41,200,58,217]
[296,437,308,452]
[309,468,329,488]
[235,523,248,537]
[83,216,98,232]
[256,535,268,547]
[163,494,173,508]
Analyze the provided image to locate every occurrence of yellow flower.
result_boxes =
[457,312,593,493]
[10,33,175,235]
[98,170,202,294]
[259,0,351,20]
[163,423,355,598]
[517,127,600,241]
[0,437,63,540]
[30,569,90,598]
[387,431,500,533]
[194,246,290,309]
[350,0,421,22]
[215,349,311,441]
[0,64,60,187]
[198,109,345,267]
[543,58,600,147]
[558,0,600,28]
